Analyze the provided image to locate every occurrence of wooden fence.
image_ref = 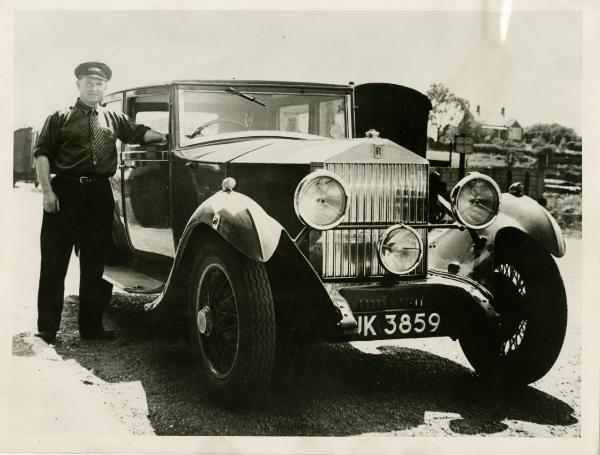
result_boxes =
[430,166,545,199]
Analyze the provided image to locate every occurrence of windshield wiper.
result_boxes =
[225,87,266,107]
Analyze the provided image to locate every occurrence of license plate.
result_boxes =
[353,310,443,339]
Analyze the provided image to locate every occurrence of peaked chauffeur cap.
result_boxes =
[74,61,112,81]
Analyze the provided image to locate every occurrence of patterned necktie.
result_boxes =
[89,108,105,166]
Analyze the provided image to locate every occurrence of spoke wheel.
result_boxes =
[459,235,567,386]
[493,263,528,355]
[188,237,276,406]
[195,264,239,379]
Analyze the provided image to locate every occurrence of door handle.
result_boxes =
[119,163,137,170]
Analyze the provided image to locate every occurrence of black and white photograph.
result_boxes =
[2,1,599,454]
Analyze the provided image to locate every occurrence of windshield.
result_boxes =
[178,89,349,147]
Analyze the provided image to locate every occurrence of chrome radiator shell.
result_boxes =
[310,162,429,279]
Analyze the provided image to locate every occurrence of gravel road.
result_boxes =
[9,184,581,437]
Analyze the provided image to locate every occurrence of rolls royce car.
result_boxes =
[101,80,567,406]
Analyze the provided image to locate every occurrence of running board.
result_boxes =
[103,265,165,294]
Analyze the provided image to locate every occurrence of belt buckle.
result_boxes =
[79,176,91,184]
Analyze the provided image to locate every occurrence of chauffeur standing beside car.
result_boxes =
[33,61,166,343]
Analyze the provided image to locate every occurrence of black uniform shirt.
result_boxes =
[33,98,150,177]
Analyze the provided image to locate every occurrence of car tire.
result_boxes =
[188,238,276,406]
[459,235,567,386]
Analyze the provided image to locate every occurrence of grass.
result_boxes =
[544,193,582,239]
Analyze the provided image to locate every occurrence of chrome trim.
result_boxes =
[377,224,424,275]
[428,269,493,300]
[319,162,429,278]
[450,172,501,230]
[332,222,464,230]
[294,169,349,231]
[221,177,236,192]
[322,273,499,338]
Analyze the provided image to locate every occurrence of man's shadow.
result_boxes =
[21,292,578,436]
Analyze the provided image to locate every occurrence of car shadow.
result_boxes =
[38,293,578,436]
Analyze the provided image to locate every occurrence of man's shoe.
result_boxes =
[34,331,57,343]
[80,329,116,340]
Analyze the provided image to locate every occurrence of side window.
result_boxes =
[127,91,169,149]
[105,99,123,114]
[135,110,169,135]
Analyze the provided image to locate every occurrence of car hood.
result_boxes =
[174,134,428,166]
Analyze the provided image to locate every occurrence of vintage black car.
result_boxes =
[102,80,567,406]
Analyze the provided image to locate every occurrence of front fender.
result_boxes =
[428,192,565,290]
[145,190,283,311]
[184,189,283,262]
[146,191,344,337]
[487,193,566,258]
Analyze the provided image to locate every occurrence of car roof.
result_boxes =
[108,79,353,95]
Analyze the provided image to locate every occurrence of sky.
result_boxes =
[13,9,582,134]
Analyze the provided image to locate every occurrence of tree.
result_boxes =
[426,83,472,143]
[458,108,482,141]
[523,123,580,148]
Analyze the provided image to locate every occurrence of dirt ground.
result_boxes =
[8,184,582,438]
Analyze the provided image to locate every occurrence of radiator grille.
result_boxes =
[319,162,428,278]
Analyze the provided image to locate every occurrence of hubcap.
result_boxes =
[196,306,212,335]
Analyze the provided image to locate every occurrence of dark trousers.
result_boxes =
[37,176,115,334]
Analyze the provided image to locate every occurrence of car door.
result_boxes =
[101,92,133,257]
[120,87,174,259]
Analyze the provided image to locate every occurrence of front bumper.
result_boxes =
[326,271,499,341]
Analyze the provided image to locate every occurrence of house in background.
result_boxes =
[476,106,523,141]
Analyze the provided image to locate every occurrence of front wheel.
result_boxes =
[459,236,568,386]
[188,239,276,406]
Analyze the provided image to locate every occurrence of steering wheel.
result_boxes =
[186,119,246,139]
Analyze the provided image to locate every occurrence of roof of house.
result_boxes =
[477,111,522,129]
[504,118,522,128]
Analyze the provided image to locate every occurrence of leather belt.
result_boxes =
[55,175,109,183]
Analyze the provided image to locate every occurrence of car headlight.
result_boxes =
[450,172,501,229]
[294,170,349,230]
[377,224,423,275]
